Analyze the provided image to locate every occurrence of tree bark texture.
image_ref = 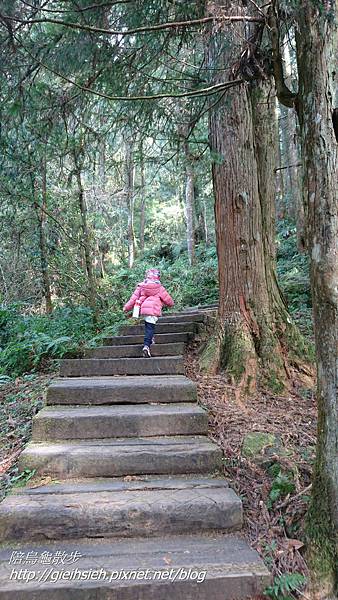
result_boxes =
[295,2,338,594]
[206,0,306,390]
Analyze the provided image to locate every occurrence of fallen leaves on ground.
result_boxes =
[185,341,316,582]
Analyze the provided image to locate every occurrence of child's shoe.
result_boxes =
[142,345,151,358]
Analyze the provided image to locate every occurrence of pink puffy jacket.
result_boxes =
[123,281,174,317]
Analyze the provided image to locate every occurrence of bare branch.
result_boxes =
[4,13,265,37]
[275,162,301,172]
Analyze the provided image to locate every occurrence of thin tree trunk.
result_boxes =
[194,184,208,245]
[98,139,106,190]
[74,159,97,315]
[279,104,294,216]
[124,137,136,268]
[96,241,105,278]
[276,101,285,215]
[139,146,146,253]
[295,3,338,594]
[40,156,53,313]
[283,35,306,250]
[184,141,196,265]
[202,199,208,244]
[33,157,53,314]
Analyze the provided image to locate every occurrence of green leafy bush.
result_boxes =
[0,305,98,377]
[268,464,296,507]
[265,573,306,600]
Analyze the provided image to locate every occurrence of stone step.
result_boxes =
[103,332,192,345]
[47,376,197,406]
[11,474,230,495]
[18,436,223,478]
[177,303,218,312]
[32,404,208,440]
[158,313,206,323]
[119,322,197,336]
[59,356,184,377]
[197,302,219,309]
[86,342,185,359]
[0,534,271,599]
[0,477,241,542]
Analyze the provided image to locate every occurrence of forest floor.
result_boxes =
[0,368,55,501]
[0,342,316,595]
[186,340,317,593]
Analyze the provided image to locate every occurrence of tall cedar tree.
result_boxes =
[205,0,306,392]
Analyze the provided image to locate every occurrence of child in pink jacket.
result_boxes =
[123,268,174,357]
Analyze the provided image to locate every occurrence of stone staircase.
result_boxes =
[0,306,270,599]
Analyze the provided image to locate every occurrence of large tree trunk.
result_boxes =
[205,1,305,391]
[184,142,196,266]
[295,2,338,594]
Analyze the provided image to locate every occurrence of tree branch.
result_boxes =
[275,162,301,172]
[18,0,133,13]
[17,39,244,102]
[4,13,265,37]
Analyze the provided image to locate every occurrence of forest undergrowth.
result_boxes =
[186,342,316,599]
[0,369,55,502]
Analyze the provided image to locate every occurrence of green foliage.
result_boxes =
[0,373,50,501]
[268,464,296,507]
[265,573,306,600]
[11,468,36,488]
[0,305,98,377]
[264,369,286,394]
[276,223,312,336]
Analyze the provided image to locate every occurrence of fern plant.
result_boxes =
[265,573,306,600]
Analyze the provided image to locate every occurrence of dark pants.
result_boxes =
[144,321,155,347]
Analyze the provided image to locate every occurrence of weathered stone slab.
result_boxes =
[119,322,197,336]
[59,356,184,377]
[32,403,208,440]
[13,475,229,495]
[18,436,222,479]
[47,376,197,406]
[0,534,271,599]
[158,313,206,323]
[86,343,185,359]
[103,332,192,345]
[0,483,242,542]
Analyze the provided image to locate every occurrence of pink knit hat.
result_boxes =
[145,268,161,281]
